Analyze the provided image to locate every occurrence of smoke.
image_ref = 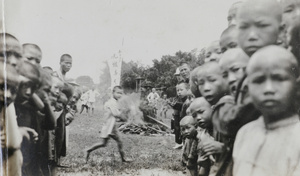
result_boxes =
[118,93,145,125]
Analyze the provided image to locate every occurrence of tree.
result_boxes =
[120,61,146,92]
[76,75,94,88]
[117,48,206,93]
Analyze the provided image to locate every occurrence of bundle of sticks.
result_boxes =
[118,116,171,135]
[118,123,169,135]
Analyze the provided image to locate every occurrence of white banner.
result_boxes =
[107,50,123,88]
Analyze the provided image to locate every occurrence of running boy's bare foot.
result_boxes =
[122,157,133,162]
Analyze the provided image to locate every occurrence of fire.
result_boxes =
[118,93,144,125]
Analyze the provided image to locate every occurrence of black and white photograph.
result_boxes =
[1,0,300,175]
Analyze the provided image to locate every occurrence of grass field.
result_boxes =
[57,108,186,176]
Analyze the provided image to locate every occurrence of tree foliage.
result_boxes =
[119,48,205,92]
[76,75,94,88]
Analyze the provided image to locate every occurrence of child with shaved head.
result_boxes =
[194,62,233,175]
[180,116,199,176]
[220,25,239,53]
[195,62,229,106]
[187,97,215,176]
[14,61,44,175]
[205,48,261,176]
[84,86,131,163]
[22,43,42,66]
[172,82,193,149]
[237,0,285,56]
[204,41,222,63]
[219,48,249,97]
[233,45,300,176]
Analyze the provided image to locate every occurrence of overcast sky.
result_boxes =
[4,0,238,84]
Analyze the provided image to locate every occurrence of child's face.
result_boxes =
[113,88,123,100]
[205,41,222,62]
[163,94,167,99]
[152,88,156,93]
[282,0,300,29]
[23,46,42,66]
[0,37,22,68]
[60,57,72,73]
[176,84,189,98]
[50,77,63,101]
[181,123,197,139]
[190,100,212,129]
[220,28,239,53]
[55,95,68,111]
[69,93,80,105]
[197,64,229,105]
[247,48,297,117]
[219,49,249,95]
[179,64,190,80]
[18,76,38,101]
[39,84,51,95]
[237,0,283,56]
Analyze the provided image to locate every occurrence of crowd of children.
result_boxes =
[170,0,300,175]
[0,33,82,175]
[1,0,300,175]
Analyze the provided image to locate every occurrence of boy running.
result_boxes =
[83,86,131,163]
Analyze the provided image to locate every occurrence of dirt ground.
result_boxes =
[57,108,186,176]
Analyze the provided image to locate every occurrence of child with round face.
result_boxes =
[69,90,81,106]
[49,76,64,103]
[195,62,229,105]
[22,43,42,66]
[55,93,68,112]
[176,82,190,100]
[247,45,299,122]
[188,97,212,130]
[233,45,300,176]
[219,48,249,96]
[36,69,52,97]
[220,25,239,53]
[0,33,23,69]
[204,41,222,63]
[15,61,40,104]
[236,0,285,56]
[180,116,197,139]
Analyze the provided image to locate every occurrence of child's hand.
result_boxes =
[187,159,193,167]
[19,127,39,143]
[202,140,225,157]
